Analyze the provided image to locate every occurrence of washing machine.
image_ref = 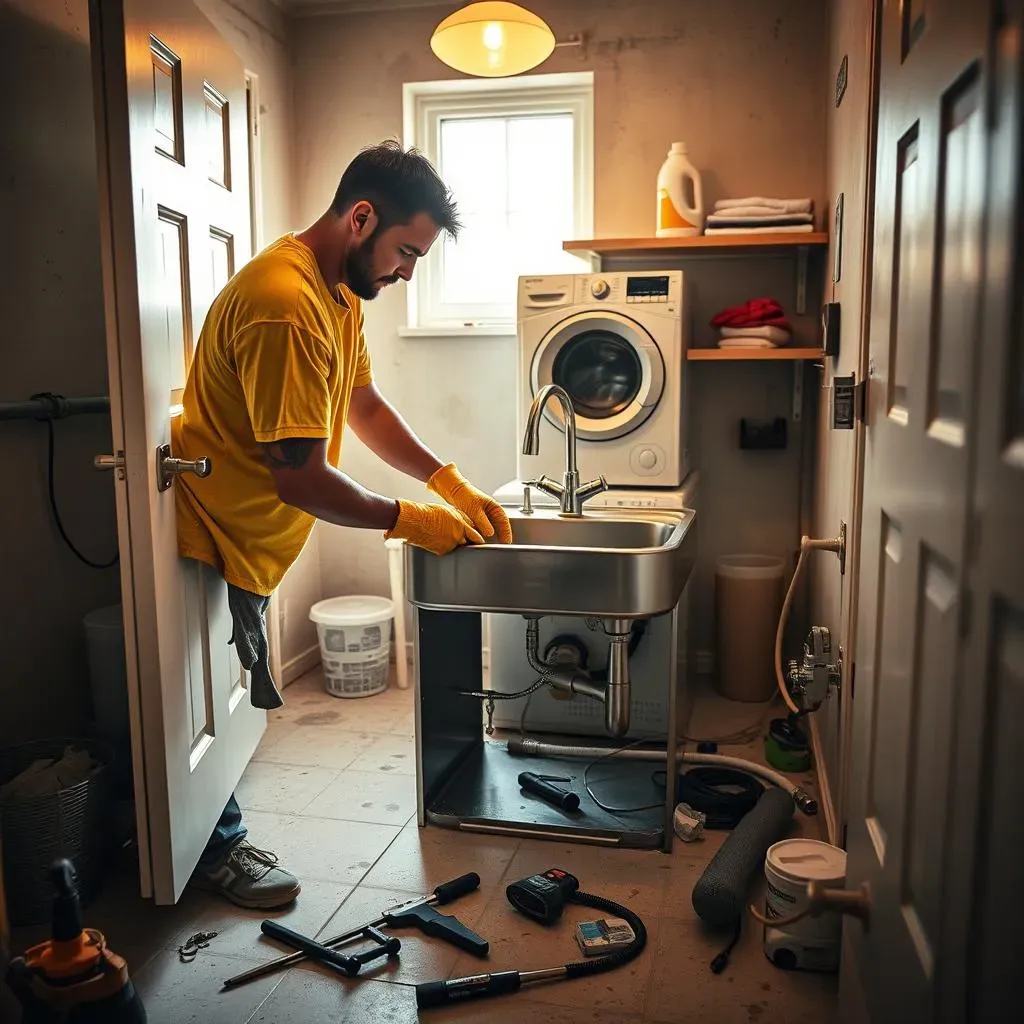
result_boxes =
[517,271,690,489]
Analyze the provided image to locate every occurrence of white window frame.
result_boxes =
[401,71,594,337]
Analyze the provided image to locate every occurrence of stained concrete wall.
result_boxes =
[290,0,829,667]
[0,0,121,746]
[810,0,876,840]
[0,0,299,746]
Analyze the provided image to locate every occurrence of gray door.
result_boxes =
[846,0,1023,1020]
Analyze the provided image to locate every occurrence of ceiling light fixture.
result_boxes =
[430,2,557,78]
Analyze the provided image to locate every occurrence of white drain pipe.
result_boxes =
[505,736,817,813]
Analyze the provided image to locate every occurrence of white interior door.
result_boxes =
[846,0,1022,1019]
[91,0,265,903]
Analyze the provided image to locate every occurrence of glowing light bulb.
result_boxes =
[430,2,556,78]
[482,22,504,51]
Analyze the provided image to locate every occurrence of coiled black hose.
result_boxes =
[562,890,647,978]
[415,889,647,1008]
[651,766,764,829]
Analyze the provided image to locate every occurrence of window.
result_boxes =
[402,71,593,335]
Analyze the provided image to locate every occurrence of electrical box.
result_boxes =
[833,374,856,429]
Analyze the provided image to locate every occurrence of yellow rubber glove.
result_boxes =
[427,463,513,544]
[384,499,484,556]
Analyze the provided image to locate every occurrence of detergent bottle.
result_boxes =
[4,859,147,1023]
[656,142,705,237]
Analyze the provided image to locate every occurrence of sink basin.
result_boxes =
[404,507,697,618]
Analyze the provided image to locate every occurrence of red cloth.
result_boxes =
[711,298,791,331]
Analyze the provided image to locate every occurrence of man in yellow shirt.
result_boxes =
[174,141,512,909]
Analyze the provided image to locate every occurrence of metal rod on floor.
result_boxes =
[221,872,482,990]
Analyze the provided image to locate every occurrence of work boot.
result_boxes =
[191,841,301,909]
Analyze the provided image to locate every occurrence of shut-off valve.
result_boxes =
[787,626,842,713]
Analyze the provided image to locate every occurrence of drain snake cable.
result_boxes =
[415,889,647,1009]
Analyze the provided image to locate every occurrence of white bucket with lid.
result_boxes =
[763,838,847,972]
[309,595,394,698]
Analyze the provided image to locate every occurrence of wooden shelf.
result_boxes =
[687,347,825,361]
[564,233,829,260]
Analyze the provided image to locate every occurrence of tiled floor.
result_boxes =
[4,668,837,1023]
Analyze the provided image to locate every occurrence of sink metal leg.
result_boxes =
[414,607,484,827]
[663,603,680,853]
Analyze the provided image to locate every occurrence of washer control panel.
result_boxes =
[624,275,672,305]
[572,271,682,308]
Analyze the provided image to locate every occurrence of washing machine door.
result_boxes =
[530,310,666,441]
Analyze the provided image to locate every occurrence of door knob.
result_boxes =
[157,443,212,492]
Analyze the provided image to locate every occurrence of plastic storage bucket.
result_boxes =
[310,596,394,698]
[714,554,786,702]
[763,838,847,971]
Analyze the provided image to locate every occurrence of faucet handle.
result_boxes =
[577,475,608,502]
[532,475,564,500]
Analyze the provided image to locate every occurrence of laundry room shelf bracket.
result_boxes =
[795,245,809,316]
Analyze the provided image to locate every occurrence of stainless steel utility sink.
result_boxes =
[405,507,697,618]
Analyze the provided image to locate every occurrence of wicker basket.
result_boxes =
[0,738,113,926]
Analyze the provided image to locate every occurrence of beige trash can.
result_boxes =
[715,554,787,702]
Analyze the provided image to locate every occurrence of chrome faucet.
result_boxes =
[522,384,607,516]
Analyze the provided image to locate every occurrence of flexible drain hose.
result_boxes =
[775,535,844,715]
[415,890,647,1008]
[506,737,817,814]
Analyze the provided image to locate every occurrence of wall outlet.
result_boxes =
[695,650,714,676]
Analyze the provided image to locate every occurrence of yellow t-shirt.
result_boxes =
[172,234,373,596]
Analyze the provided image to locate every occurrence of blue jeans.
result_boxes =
[200,793,248,865]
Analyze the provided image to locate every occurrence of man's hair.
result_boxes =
[331,140,461,239]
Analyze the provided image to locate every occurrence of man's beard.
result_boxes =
[345,238,398,301]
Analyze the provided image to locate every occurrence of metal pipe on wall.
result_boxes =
[0,394,110,421]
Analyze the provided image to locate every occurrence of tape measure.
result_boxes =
[505,868,580,925]
[765,717,811,772]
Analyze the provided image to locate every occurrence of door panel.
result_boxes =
[955,4,1024,1021]
[849,0,1022,1020]
[91,0,264,903]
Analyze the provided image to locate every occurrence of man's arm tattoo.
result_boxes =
[261,437,318,470]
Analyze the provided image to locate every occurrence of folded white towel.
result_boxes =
[707,205,813,219]
[721,325,791,344]
[717,337,775,349]
[704,204,806,219]
[706,213,814,226]
[704,224,814,234]
[715,197,813,213]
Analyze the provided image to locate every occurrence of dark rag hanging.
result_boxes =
[227,584,284,710]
